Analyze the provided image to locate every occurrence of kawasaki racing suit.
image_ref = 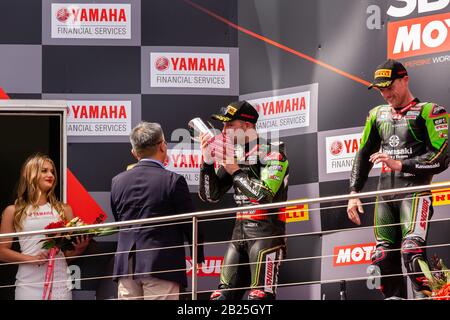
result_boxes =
[350,98,449,298]
[199,139,289,300]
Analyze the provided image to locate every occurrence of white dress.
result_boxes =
[15,203,72,300]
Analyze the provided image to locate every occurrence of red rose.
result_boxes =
[44,221,66,230]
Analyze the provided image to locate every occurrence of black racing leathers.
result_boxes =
[199,140,289,300]
[350,99,449,298]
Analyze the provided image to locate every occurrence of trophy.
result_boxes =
[188,117,217,142]
[188,117,233,164]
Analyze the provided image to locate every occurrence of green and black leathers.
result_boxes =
[199,139,289,300]
[350,99,449,298]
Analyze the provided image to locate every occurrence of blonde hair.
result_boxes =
[13,154,65,231]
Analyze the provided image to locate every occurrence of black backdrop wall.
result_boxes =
[0,0,449,300]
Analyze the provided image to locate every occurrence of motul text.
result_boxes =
[388,11,450,59]
[333,243,376,267]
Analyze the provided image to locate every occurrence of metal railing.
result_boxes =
[1,181,450,299]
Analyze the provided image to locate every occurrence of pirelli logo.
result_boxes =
[374,69,392,78]
[283,203,309,223]
[432,186,450,206]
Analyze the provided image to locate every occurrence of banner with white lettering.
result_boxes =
[51,3,131,39]
[165,147,204,185]
[240,84,318,137]
[321,228,378,282]
[66,100,132,136]
[325,132,381,174]
[247,91,310,133]
[150,52,230,89]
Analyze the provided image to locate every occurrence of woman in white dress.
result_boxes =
[0,154,90,300]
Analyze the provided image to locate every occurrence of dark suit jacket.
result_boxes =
[110,160,204,287]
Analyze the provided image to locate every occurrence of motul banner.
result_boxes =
[333,243,376,267]
[388,11,450,59]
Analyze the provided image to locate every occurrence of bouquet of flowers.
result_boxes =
[40,216,117,300]
[41,216,117,251]
[418,254,450,300]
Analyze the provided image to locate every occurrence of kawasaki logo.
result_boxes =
[389,135,400,147]
[384,147,413,155]
[415,163,440,169]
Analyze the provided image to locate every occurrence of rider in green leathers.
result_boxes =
[348,59,449,299]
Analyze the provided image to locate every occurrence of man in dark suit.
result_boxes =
[111,122,204,300]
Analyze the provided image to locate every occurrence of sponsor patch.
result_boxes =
[264,252,276,293]
[374,69,392,78]
[375,80,393,88]
[415,163,440,169]
[431,105,446,116]
[434,118,447,125]
[265,152,283,161]
[226,105,237,115]
[406,111,420,117]
[380,111,390,119]
[268,165,283,172]
[214,115,232,122]
[435,124,447,131]
[389,135,400,147]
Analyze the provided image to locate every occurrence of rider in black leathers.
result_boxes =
[199,100,289,300]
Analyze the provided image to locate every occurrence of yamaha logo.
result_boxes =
[330,140,343,156]
[56,8,70,23]
[155,56,170,71]
[389,135,400,147]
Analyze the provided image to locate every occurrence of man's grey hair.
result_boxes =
[130,122,164,155]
